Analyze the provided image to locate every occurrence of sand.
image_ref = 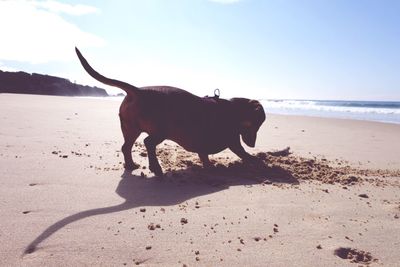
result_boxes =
[0,93,399,266]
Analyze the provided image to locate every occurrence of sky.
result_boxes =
[0,0,399,100]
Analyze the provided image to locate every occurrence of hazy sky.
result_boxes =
[0,0,399,100]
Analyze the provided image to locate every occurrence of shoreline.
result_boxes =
[266,110,400,125]
[261,98,400,125]
[265,110,400,125]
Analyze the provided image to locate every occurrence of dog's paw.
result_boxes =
[124,162,140,171]
[149,164,164,177]
[202,162,214,169]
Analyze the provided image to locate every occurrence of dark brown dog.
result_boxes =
[75,47,266,176]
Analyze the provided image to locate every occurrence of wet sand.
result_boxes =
[0,93,399,266]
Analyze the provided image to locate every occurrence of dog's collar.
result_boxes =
[204,88,220,101]
[214,88,220,99]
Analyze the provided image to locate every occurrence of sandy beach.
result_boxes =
[1,93,399,266]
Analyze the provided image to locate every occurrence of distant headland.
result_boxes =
[0,70,109,97]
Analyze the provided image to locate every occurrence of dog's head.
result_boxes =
[230,98,266,147]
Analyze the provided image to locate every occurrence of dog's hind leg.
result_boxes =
[144,135,165,176]
[199,153,212,168]
[120,121,141,171]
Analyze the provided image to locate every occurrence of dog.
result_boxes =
[75,47,266,176]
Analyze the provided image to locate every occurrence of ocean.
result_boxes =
[261,99,400,124]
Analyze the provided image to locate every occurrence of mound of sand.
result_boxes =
[150,144,400,186]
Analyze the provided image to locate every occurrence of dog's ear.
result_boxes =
[230,98,266,147]
[241,128,257,147]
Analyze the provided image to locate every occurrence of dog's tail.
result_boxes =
[75,47,138,96]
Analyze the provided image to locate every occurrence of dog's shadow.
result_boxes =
[24,161,298,255]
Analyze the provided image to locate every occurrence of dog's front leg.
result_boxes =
[144,135,164,176]
[229,137,260,164]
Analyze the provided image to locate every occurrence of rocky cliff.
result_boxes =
[0,70,108,96]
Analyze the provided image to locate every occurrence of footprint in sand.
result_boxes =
[334,247,377,265]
